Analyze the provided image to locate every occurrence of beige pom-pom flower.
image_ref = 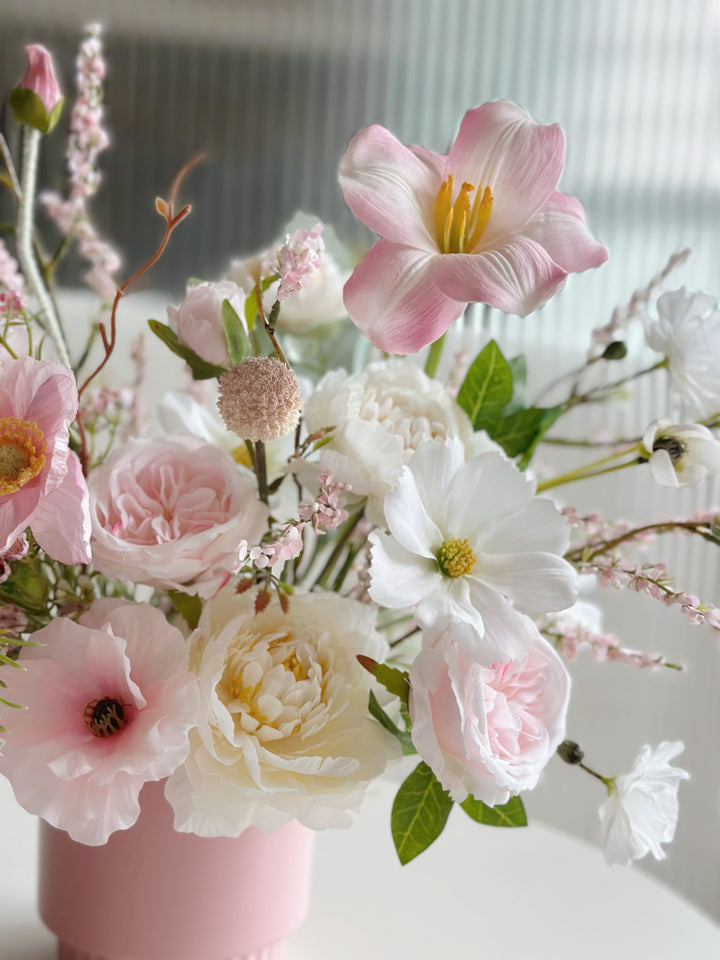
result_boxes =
[217,356,301,442]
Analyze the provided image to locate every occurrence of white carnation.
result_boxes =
[599,741,689,866]
[644,288,720,419]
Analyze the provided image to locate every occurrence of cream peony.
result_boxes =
[298,358,498,523]
[165,588,398,835]
[409,617,570,805]
[599,741,689,866]
[89,435,268,597]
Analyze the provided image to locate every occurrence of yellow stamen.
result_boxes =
[434,176,493,254]
[0,418,46,495]
[437,537,477,578]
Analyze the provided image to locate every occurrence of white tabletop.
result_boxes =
[2,773,720,960]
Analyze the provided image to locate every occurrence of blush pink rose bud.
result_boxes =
[167,280,247,369]
[9,44,65,134]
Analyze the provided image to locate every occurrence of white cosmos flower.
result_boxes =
[298,359,500,524]
[599,741,689,866]
[165,588,398,835]
[641,419,720,487]
[644,288,720,419]
[368,438,577,664]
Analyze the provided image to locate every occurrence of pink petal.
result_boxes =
[339,125,439,249]
[0,485,41,554]
[30,451,91,564]
[343,241,466,353]
[431,237,567,317]
[446,102,565,239]
[524,191,609,271]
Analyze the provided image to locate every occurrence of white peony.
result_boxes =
[640,419,720,487]
[599,741,689,866]
[644,288,720,419]
[368,438,577,664]
[298,358,499,524]
[165,588,398,835]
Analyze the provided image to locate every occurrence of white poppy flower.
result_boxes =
[368,438,577,664]
[641,419,720,487]
[644,288,720,419]
[599,742,689,866]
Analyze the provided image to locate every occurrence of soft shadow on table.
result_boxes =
[0,921,55,960]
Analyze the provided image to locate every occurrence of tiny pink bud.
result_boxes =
[20,44,63,113]
[10,44,65,133]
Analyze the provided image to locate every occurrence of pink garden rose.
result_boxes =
[339,100,608,353]
[167,280,247,369]
[409,616,570,806]
[0,355,90,564]
[89,435,268,597]
[0,599,200,844]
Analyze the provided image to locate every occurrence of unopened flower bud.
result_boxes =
[217,356,301,442]
[601,340,627,360]
[9,44,64,134]
[557,739,585,765]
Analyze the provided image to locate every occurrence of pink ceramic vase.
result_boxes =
[38,780,314,960]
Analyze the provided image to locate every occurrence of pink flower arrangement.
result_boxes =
[339,100,608,352]
[0,598,200,844]
[0,356,90,564]
[88,435,268,596]
[409,617,570,805]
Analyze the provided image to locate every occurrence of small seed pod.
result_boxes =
[84,697,127,738]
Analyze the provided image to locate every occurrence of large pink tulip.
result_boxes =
[340,101,608,353]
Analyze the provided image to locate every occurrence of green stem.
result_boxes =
[16,127,71,366]
[536,445,641,493]
[254,440,268,504]
[424,333,445,379]
[312,508,365,590]
[565,360,667,409]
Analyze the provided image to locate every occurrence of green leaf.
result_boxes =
[168,591,202,630]
[358,656,410,705]
[147,320,226,380]
[8,87,64,134]
[487,405,563,467]
[368,691,416,755]
[505,355,527,415]
[391,761,454,864]
[456,340,513,429]
[221,299,250,366]
[460,794,527,827]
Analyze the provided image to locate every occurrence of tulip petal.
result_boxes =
[343,241,466,353]
[447,101,565,239]
[524,190,609,271]
[431,237,567,317]
[339,125,439,249]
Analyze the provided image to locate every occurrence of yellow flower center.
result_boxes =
[434,174,493,254]
[0,417,46,495]
[437,537,477,577]
[232,444,253,468]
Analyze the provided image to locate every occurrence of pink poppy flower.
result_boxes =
[0,355,91,564]
[0,598,200,844]
[339,101,608,353]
